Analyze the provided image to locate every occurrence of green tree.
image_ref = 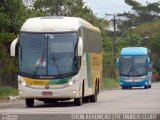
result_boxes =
[33,0,96,23]
[150,33,160,57]
[0,0,41,73]
[0,0,25,33]
[118,0,160,31]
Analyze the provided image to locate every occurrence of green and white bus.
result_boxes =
[10,16,102,107]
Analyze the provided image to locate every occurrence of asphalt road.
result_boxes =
[0,83,160,119]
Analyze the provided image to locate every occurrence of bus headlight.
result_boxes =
[19,79,26,86]
[68,81,74,86]
[19,79,30,86]
[21,81,27,86]
[121,76,127,80]
[19,90,23,95]
[68,79,79,86]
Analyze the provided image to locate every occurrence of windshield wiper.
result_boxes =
[32,55,45,76]
[133,67,141,77]
[126,68,132,76]
[33,65,40,76]
[32,39,46,76]
[52,49,62,77]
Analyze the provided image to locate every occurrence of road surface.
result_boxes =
[0,83,160,116]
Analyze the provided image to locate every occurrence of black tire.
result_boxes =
[90,83,98,102]
[144,86,148,89]
[25,98,34,108]
[74,82,84,106]
[97,80,100,94]
[83,97,89,103]
[122,86,126,89]
[129,87,132,89]
[74,97,82,106]
[149,84,151,88]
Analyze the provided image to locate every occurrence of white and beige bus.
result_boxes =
[10,16,102,107]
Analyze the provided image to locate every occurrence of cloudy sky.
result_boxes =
[84,0,159,18]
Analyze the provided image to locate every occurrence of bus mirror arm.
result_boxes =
[10,38,18,57]
[78,37,83,56]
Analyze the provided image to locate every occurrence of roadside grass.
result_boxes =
[0,86,18,98]
[101,78,119,89]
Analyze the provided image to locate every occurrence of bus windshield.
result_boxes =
[120,55,147,76]
[19,32,78,77]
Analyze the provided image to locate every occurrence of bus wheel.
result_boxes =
[74,82,84,106]
[83,97,89,103]
[74,97,82,106]
[149,85,151,88]
[25,98,34,107]
[144,86,148,89]
[90,83,98,102]
[129,87,132,89]
[122,86,126,89]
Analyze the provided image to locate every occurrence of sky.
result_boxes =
[84,0,159,18]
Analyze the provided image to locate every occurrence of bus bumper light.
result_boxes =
[19,90,23,95]
[73,90,76,94]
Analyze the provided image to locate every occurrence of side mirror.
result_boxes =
[10,38,18,57]
[78,37,83,56]
[116,58,120,67]
[146,57,150,66]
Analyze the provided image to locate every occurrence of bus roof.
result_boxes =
[121,47,148,56]
[21,16,100,33]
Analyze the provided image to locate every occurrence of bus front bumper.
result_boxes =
[120,79,149,87]
[18,84,81,99]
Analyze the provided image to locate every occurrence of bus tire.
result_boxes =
[149,85,151,88]
[74,97,82,106]
[25,98,34,107]
[122,86,126,89]
[74,82,84,106]
[97,80,100,94]
[90,83,98,102]
[144,86,148,89]
[129,87,132,89]
[83,97,89,103]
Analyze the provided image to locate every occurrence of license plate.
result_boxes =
[42,91,52,96]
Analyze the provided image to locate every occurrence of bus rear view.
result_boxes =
[117,47,152,89]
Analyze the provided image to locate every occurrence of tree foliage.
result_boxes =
[118,0,160,30]
[0,0,25,33]
[0,0,26,73]
[1,0,160,81]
